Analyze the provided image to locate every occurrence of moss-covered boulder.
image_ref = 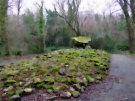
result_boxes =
[72,36,91,48]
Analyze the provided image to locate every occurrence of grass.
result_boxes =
[0,47,110,100]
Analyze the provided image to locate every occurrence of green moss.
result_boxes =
[53,84,68,92]
[8,90,16,96]
[3,86,13,92]
[47,89,53,93]
[58,76,67,83]
[0,83,4,88]
[43,84,52,89]
[71,77,82,84]
[67,78,72,84]
[72,37,91,43]
[86,76,95,84]
[44,76,55,84]
[72,91,80,97]
[16,88,23,95]
[52,67,60,72]
[0,48,110,99]
[3,70,19,76]
[4,80,16,86]
[96,75,102,80]
[81,86,85,92]
[90,58,100,63]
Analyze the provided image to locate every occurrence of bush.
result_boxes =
[90,34,129,53]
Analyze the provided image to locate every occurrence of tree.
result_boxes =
[55,0,82,36]
[36,0,45,53]
[15,0,23,16]
[0,0,9,56]
[46,9,71,47]
[23,10,40,54]
[117,0,135,53]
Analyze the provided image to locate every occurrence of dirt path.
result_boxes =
[0,55,36,65]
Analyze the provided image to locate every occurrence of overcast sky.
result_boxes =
[10,0,121,15]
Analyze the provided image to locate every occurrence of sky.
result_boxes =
[10,0,121,15]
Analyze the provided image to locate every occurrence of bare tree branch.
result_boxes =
[15,0,23,16]
[54,0,82,36]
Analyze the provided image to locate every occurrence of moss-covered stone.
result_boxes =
[53,84,68,93]
[24,88,33,93]
[52,67,60,72]
[73,84,81,91]
[4,80,16,86]
[60,91,71,98]
[96,75,102,80]
[43,85,52,89]
[47,89,53,93]
[86,76,95,84]
[3,86,13,92]
[3,70,19,76]
[72,91,80,97]
[44,76,55,84]
[16,88,24,95]
[8,91,16,96]
[81,86,85,92]
[71,77,82,84]
[10,95,21,101]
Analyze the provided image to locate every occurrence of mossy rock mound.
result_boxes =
[0,48,110,100]
[72,36,91,48]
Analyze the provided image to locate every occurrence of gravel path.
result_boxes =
[73,54,135,101]
[1,54,135,101]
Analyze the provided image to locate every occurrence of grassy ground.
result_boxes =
[0,47,110,100]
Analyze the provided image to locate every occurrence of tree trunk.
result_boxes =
[76,31,81,36]
[0,0,9,56]
[119,0,135,53]
[125,15,135,53]
[130,0,135,23]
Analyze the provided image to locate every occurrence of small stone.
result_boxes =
[4,86,13,92]
[70,87,75,92]
[72,77,82,84]
[73,84,81,91]
[24,88,33,93]
[72,91,80,97]
[59,68,66,75]
[19,82,24,86]
[46,96,59,100]
[24,80,33,87]
[47,89,53,93]
[96,76,102,80]
[82,78,88,86]
[60,92,71,98]
[81,86,85,92]
[87,76,95,83]
[44,76,55,84]
[53,85,65,92]
[11,95,21,101]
